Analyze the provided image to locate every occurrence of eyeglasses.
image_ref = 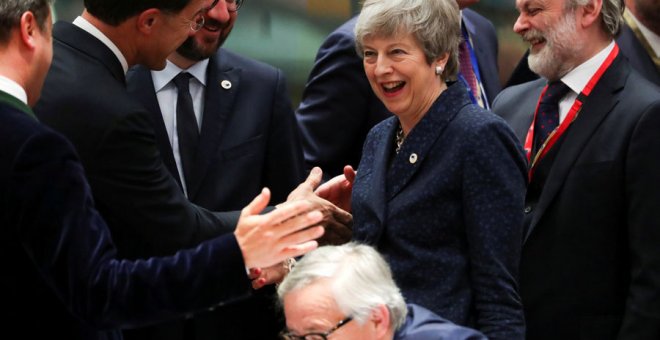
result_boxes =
[188,0,244,31]
[280,317,353,340]
[225,0,244,12]
[187,10,205,32]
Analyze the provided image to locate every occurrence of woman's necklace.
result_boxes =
[395,124,405,154]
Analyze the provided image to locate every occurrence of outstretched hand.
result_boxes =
[234,188,324,269]
[315,165,356,212]
[286,167,353,246]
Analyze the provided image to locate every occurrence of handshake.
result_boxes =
[233,167,354,288]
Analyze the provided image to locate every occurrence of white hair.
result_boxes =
[277,243,408,331]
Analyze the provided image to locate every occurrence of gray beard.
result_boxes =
[528,12,580,81]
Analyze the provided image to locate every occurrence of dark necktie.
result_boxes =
[172,72,199,192]
[458,39,483,108]
[534,81,570,152]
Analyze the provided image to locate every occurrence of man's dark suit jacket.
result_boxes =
[33,22,238,260]
[125,49,305,339]
[0,91,251,340]
[296,10,502,179]
[493,54,660,339]
[127,48,304,209]
[506,23,660,87]
[394,304,487,340]
[352,82,527,340]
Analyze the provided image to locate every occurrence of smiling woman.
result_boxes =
[338,0,529,339]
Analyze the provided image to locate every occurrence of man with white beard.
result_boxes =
[505,0,659,86]
[492,0,660,339]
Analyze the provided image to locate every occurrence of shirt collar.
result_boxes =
[73,16,129,75]
[561,41,615,95]
[151,58,210,92]
[0,75,28,105]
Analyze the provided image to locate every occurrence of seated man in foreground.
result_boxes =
[277,243,487,340]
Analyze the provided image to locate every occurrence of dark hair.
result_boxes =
[0,0,52,44]
[83,0,192,26]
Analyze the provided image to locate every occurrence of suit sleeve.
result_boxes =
[264,69,305,203]
[9,129,251,329]
[295,25,384,179]
[461,116,527,340]
[619,100,660,339]
[87,110,237,257]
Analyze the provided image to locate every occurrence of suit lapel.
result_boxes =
[507,80,545,142]
[387,83,469,200]
[363,118,394,242]
[187,54,241,199]
[128,67,182,189]
[528,55,628,235]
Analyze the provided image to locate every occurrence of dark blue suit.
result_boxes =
[352,82,527,340]
[395,304,487,340]
[0,90,252,340]
[493,52,660,340]
[296,10,502,179]
[127,49,304,207]
[126,49,305,339]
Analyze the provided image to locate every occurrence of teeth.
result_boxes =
[383,81,403,90]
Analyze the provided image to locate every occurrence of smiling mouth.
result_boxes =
[203,21,222,32]
[528,37,545,46]
[382,81,405,93]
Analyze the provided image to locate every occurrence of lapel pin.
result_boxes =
[220,80,232,90]
[409,153,418,164]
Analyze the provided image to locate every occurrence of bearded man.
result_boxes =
[492,0,660,339]
[125,0,305,339]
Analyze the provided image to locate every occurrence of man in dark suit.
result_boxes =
[506,0,659,87]
[492,0,660,338]
[33,0,242,260]
[0,1,326,338]
[296,0,502,179]
[126,1,304,338]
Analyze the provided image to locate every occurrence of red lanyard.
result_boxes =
[525,44,619,181]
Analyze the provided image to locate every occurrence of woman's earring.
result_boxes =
[435,65,444,75]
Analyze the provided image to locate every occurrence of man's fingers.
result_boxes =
[315,173,345,197]
[266,200,319,227]
[282,240,320,259]
[304,167,323,190]
[273,210,324,236]
[241,188,271,217]
[280,225,325,247]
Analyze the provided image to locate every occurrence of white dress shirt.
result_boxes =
[0,75,28,105]
[150,59,209,197]
[558,41,615,122]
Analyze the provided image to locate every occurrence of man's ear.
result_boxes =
[370,305,392,339]
[579,0,603,28]
[135,8,161,35]
[19,11,38,50]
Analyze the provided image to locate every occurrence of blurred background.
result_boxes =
[53,0,527,106]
